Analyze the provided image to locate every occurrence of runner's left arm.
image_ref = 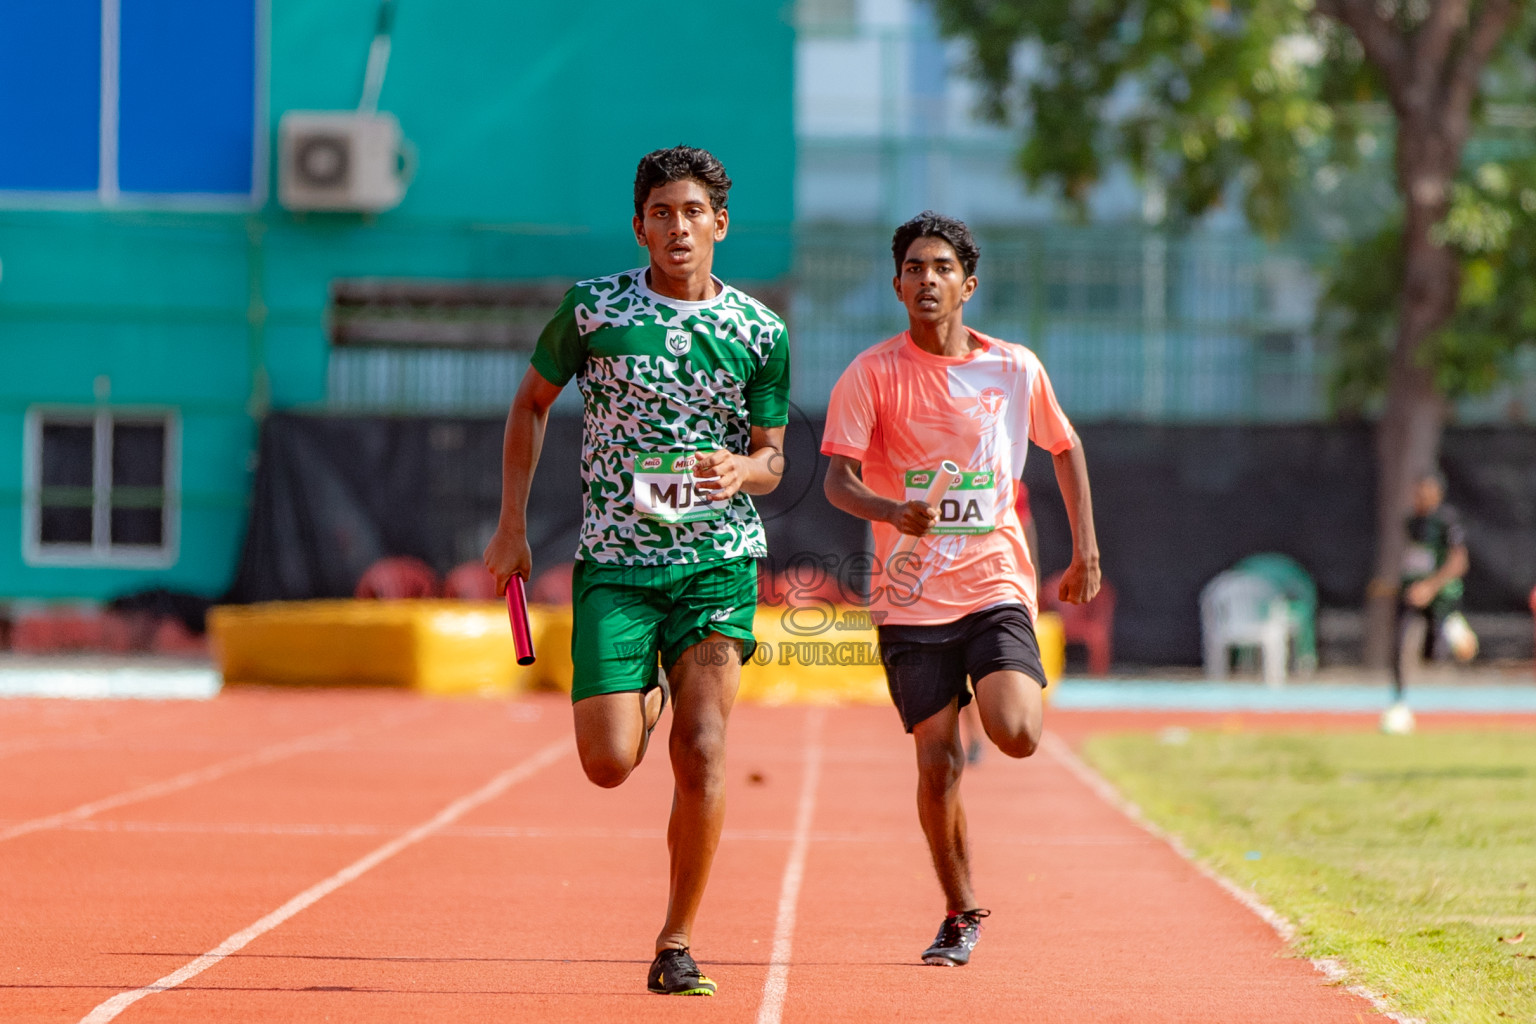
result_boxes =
[1029,358,1100,604]
[1051,436,1101,604]
[695,313,791,500]
[693,426,787,499]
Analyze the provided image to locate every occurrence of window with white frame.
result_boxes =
[24,408,179,566]
[0,1,262,207]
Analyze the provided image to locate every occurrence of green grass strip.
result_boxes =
[1082,730,1536,1023]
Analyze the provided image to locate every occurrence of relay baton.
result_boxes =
[892,459,961,562]
[506,574,536,666]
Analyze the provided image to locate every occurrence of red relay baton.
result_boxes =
[506,575,536,666]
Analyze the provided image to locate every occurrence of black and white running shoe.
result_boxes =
[922,908,990,966]
[647,946,717,996]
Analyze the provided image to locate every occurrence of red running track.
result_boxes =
[6,688,1508,1023]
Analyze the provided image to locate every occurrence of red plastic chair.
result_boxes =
[444,561,499,600]
[11,608,130,654]
[151,618,209,656]
[1041,572,1117,676]
[354,557,440,600]
[761,566,853,608]
[529,563,575,606]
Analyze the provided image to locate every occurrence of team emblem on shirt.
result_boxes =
[666,329,692,356]
[977,387,1008,414]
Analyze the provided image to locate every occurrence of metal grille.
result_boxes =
[322,228,1534,424]
[791,225,1330,421]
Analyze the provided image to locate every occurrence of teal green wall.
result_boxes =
[0,0,794,601]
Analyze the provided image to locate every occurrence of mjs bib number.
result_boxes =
[632,452,724,524]
[904,468,997,535]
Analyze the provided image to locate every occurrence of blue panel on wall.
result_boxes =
[0,1,101,192]
[119,0,256,196]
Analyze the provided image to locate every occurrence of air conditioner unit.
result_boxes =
[278,111,412,213]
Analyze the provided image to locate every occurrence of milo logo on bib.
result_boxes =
[631,451,723,524]
[904,468,998,535]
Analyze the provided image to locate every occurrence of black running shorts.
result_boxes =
[876,604,1046,733]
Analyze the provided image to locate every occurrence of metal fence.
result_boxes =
[791,224,1329,420]
[327,224,1536,423]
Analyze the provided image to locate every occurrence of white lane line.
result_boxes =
[1040,732,1423,1024]
[20,818,1151,846]
[0,708,423,846]
[755,707,825,1024]
[78,738,569,1024]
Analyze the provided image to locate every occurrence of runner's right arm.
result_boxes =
[483,367,563,594]
[824,454,938,536]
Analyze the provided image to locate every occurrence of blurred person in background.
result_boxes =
[1385,471,1470,734]
[483,145,789,996]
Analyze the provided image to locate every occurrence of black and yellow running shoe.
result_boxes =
[922,908,990,966]
[647,947,717,996]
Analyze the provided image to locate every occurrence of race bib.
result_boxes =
[631,452,724,523]
[1402,542,1436,577]
[904,468,998,535]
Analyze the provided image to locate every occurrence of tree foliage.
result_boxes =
[1324,154,1536,412]
[929,0,1535,411]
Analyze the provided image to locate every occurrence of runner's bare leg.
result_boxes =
[572,685,666,789]
[911,698,977,912]
[656,632,740,953]
[972,669,1043,758]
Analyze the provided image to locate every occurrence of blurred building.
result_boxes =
[1,0,1531,655]
[790,0,1536,423]
[795,0,1340,420]
[0,0,794,603]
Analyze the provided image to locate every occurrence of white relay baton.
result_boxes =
[892,460,961,562]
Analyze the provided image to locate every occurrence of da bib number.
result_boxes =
[904,468,997,535]
[631,452,723,524]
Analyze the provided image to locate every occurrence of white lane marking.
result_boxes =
[1041,732,1424,1024]
[19,818,1150,846]
[0,737,63,761]
[0,708,423,846]
[78,739,569,1024]
[755,707,825,1024]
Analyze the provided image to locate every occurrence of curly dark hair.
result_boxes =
[633,146,732,217]
[891,211,980,278]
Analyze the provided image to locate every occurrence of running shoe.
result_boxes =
[647,946,717,996]
[1380,701,1416,735]
[922,908,990,966]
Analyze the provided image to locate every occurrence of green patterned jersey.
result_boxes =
[530,268,790,565]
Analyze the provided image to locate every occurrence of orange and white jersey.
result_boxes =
[821,328,1076,625]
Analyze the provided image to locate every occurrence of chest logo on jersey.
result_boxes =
[977,387,1008,414]
[665,329,692,356]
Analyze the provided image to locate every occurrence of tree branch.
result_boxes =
[1315,0,1411,104]
[1412,0,1470,81]
[1443,0,1521,132]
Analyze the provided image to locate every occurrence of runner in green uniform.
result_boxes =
[1385,471,1469,733]
[483,146,789,996]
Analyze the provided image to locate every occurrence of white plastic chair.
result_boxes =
[1200,571,1290,688]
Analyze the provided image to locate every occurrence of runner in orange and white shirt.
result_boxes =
[821,211,1102,968]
